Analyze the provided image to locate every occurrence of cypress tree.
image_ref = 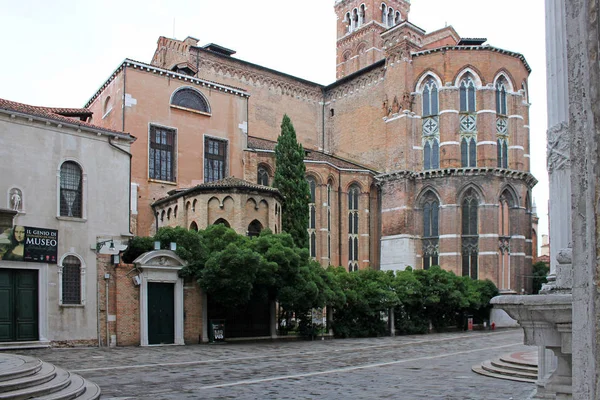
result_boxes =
[273,114,310,249]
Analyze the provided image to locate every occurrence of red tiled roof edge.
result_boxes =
[0,98,132,139]
[152,176,282,207]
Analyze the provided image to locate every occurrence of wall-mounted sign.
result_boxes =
[0,226,58,263]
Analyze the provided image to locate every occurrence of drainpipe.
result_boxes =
[105,276,109,347]
[97,279,101,347]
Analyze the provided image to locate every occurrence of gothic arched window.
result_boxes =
[171,88,210,114]
[495,76,509,168]
[461,137,477,168]
[381,4,387,24]
[422,193,440,270]
[460,75,478,168]
[359,4,366,26]
[348,185,360,272]
[422,78,439,117]
[345,12,352,33]
[387,7,394,27]
[495,78,508,116]
[422,77,440,170]
[307,177,317,258]
[497,137,509,168]
[461,190,479,279]
[327,180,333,263]
[498,191,513,290]
[460,76,476,113]
[60,161,83,218]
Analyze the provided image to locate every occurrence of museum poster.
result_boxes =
[0,226,58,263]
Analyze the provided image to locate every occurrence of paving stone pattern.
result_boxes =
[11,329,535,399]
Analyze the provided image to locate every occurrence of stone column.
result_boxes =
[545,0,571,281]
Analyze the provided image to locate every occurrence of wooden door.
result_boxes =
[0,269,38,342]
[147,282,174,345]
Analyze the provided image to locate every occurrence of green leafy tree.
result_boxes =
[199,243,263,308]
[393,267,428,334]
[532,261,550,294]
[273,114,310,249]
[121,236,155,264]
[331,268,399,338]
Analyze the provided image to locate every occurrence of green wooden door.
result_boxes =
[0,270,15,341]
[147,283,174,345]
[0,269,38,342]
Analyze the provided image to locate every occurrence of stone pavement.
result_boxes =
[10,329,535,399]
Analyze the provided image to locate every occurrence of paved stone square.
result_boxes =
[12,329,535,399]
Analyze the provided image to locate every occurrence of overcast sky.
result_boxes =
[0,0,549,249]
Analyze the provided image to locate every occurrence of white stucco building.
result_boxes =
[0,98,134,346]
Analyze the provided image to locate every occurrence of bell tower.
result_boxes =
[335,0,411,79]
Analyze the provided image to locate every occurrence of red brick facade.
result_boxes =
[88,1,537,304]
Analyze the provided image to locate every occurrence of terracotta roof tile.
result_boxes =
[188,176,281,192]
[247,136,374,171]
[0,98,131,137]
[37,107,92,117]
[153,176,282,206]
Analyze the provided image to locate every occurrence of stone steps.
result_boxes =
[472,351,538,384]
[0,342,51,352]
[0,354,100,399]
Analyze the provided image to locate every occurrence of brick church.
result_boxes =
[87,0,537,295]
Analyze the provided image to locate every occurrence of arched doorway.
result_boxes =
[213,218,231,228]
[248,220,263,237]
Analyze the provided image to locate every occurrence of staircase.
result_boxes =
[0,354,100,399]
[472,351,538,383]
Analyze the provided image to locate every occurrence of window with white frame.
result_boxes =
[498,191,512,290]
[171,88,210,114]
[59,255,84,305]
[327,180,333,264]
[204,137,227,182]
[496,76,509,168]
[460,74,477,167]
[59,161,83,218]
[307,177,317,259]
[497,137,509,168]
[149,125,176,182]
[461,190,479,279]
[422,192,439,270]
[348,185,360,272]
[422,77,440,170]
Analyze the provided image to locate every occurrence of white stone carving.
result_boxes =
[460,114,477,133]
[546,122,570,172]
[9,188,21,211]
